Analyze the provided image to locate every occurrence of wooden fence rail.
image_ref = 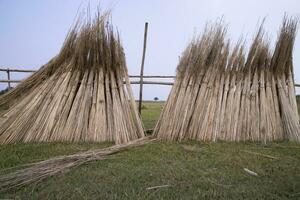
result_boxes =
[0,68,37,73]
[0,68,175,87]
[0,68,175,78]
[0,79,174,85]
[0,67,299,88]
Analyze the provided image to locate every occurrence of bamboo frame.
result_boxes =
[138,22,149,114]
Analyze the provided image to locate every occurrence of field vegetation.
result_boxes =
[0,102,300,199]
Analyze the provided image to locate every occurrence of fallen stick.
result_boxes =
[146,185,171,190]
[0,136,157,192]
[243,168,258,176]
[273,144,300,149]
[242,150,279,160]
[206,178,233,188]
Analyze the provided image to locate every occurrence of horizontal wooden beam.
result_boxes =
[0,68,299,87]
[0,68,37,73]
[130,81,173,85]
[0,68,175,79]
[0,79,174,86]
[130,75,175,78]
[2,79,300,87]
[0,80,22,83]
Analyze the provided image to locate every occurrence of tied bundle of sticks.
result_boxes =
[0,12,144,144]
[154,16,300,142]
[0,136,156,191]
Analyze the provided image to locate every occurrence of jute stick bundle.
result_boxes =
[154,16,300,142]
[0,136,156,191]
[0,12,144,144]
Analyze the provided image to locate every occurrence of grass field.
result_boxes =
[141,101,164,130]
[0,102,300,199]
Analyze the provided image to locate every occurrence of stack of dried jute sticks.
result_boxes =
[154,17,300,142]
[0,12,144,144]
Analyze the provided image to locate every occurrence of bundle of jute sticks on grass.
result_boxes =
[0,136,157,191]
[0,12,144,144]
[154,17,300,142]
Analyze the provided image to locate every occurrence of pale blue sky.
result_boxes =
[0,0,299,99]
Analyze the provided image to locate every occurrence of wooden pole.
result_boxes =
[0,80,22,83]
[0,68,36,73]
[6,68,11,88]
[129,75,175,78]
[138,22,148,115]
[0,67,299,88]
[130,81,173,85]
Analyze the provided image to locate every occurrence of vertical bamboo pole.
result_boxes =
[7,68,11,88]
[138,22,148,115]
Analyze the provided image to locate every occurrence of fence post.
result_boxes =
[6,68,11,88]
[138,22,148,115]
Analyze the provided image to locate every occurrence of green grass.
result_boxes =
[141,101,164,130]
[0,102,300,199]
[0,142,112,170]
[1,141,300,199]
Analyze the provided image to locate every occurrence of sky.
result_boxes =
[0,0,299,100]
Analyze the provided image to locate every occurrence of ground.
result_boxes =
[0,101,300,199]
[141,101,164,130]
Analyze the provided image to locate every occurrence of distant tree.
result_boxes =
[154,97,159,101]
